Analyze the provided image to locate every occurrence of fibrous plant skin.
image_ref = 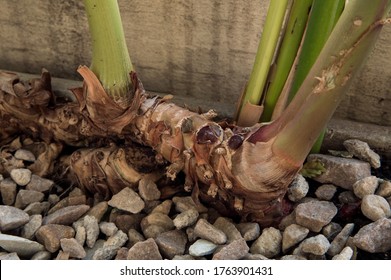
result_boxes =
[0,67,298,225]
[1,0,390,226]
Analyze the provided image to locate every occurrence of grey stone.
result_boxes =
[186,227,197,243]
[172,254,196,260]
[108,187,145,214]
[353,176,379,199]
[113,213,144,233]
[74,225,86,246]
[0,178,17,205]
[376,180,391,198]
[151,199,172,215]
[127,229,145,247]
[332,246,353,260]
[214,217,242,242]
[338,191,359,204]
[278,211,297,231]
[35,224,75,253]
[306,154,371,190]
[26,174,53,193]
[282,224,309,252]
[172,196,207,213]
[250,227,282,258]
[30,250,52,260]
[155,229,188,259]
[55,250,70,260]
[69,187,83,197]
[361,195,391,221]
[24,201,50,215]
[48,194,60,205]
[295,200,338,232]
[60,238,86,259]
[343,139,381,169]
[141,212,174,239]
[21,214,42,240]
[92,245,119,260]
[86,201,108,222]
[315,184,337,201]
[242,253,270,260]
[0,205,29,231]
[99,222,118,237]
[212,238,249,260]
[84,215,100,248]
[0,252,20,260]
[104,230,128,248]
[280,255,307,260]
[138,178,161,201]
[15,189,44,209]
[194,218,227,245]
[127,238,163,260]
[322,222,343,240]
[0,233,45,257]
[353,218,391,253]
[173,208,199,230]
[42,205,90,225]
[327,223,354,256]
[83,239,105,260]
[10,168,32,186]
[287,174,309,202]
[301,234,330,256]
[236,222,260,241]
[189,239,218,257]
[115,247,129,260]
[14,149,36,162]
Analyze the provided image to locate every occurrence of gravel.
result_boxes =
[343,139,381,169]
[327,223,354,256]
[352,176,379,199]
[287,174,309,202]
[295,201,338,232]
[155,229,187,259]
[236,222,260,241]
[0,140,390,260]
[0,205,29,231]
[353,218,391,253]
[60,238,86,259]
[250,227,282,258]
[189,239,218,257]
[193,218,227,245]
[84,215,100,248]
[214,217,242,242]
[127,238,162,260]
[10,168,32,186]
[282,224,309,253]
[361,194,391,221]
[306,154,371,189]
[301,234,330,255]
[315,184,337,201]
[108,187,145,214]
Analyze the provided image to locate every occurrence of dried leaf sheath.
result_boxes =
[0,67,299,224]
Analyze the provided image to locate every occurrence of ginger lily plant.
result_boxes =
[0,0,390,225]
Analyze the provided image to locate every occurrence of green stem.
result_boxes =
[270,0,391,164]
[260,0,313,122]
[84,0,134,107]
[288,0,345,102]
[286,0,344,153]
[237,0,289,121]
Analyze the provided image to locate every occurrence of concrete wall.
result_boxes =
[0,0,390,125]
